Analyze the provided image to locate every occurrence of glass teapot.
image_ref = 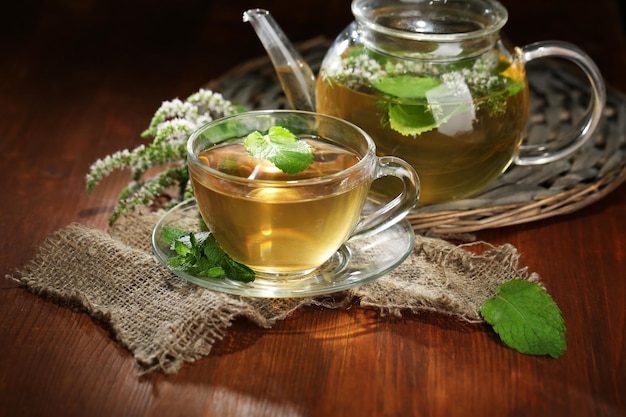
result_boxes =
[244,0,605,204]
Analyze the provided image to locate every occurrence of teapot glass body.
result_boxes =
[316,0,604,204]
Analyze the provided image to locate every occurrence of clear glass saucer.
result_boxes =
[152,199,415,298]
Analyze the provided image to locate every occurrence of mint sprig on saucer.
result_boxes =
[162,226,255,283]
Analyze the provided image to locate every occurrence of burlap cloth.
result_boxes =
[9,212,539,374]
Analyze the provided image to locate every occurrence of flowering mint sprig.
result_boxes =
[86,89,242,224]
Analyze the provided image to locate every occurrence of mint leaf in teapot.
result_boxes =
[386,104,439,136]
[244,126,314,175]
[372,75,440,99]
[372,75,470,136]
[480,279,567,358]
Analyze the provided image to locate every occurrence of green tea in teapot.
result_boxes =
[245,0,604,205]
[317,46,529,204]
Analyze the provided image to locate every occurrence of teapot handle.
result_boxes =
[515,41,606,166]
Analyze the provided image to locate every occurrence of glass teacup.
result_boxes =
[187,110,419,277]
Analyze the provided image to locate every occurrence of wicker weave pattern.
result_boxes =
[206,38,626,234]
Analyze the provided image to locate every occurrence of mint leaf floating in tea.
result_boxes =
[244,126,314,174]
[372,75,440,99]
[480,279,567,358]
[386,104,440,136]
[372,75,465,136]
[162,226,255,283]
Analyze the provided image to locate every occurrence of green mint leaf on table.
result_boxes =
[162,226,255,283]
[480,279,567,358]
[244,126,314,174]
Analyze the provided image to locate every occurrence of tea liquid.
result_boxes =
[191,137,369,274]
[316,52,529,204]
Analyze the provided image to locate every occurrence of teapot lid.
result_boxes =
[351,0,508,59]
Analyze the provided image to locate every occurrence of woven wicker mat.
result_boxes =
[206,37,626,235]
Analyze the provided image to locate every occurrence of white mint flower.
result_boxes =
[87,87,243,224]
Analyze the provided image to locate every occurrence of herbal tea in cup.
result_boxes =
[187,110,419,276]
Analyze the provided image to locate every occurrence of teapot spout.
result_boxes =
[243,9,316,112]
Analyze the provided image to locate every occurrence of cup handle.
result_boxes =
[515,41,606,166]
[348,156,420,241]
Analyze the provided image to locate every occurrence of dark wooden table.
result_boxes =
[1,1,625,416]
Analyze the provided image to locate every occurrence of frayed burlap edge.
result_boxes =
[354,238,541,322]
[8,212,539,374]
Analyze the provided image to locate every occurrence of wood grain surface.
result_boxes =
[1,1,624,416]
